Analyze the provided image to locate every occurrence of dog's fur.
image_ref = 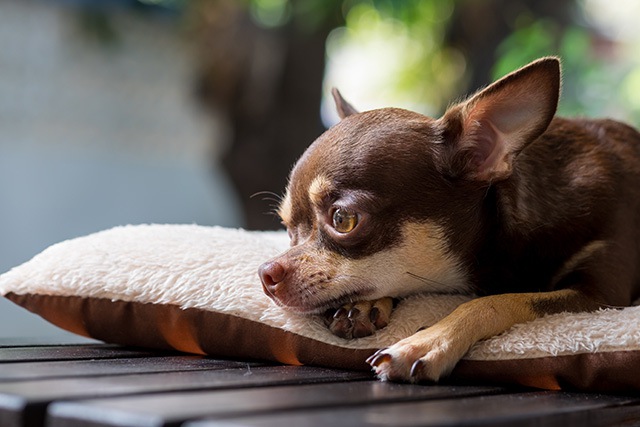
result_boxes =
[258,57,640,382]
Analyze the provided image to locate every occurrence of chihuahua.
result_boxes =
[258,57,640,382]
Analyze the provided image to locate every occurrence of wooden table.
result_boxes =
[2,340,640,427]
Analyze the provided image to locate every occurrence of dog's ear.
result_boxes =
[439,57,561,182]
[332,88,358,119]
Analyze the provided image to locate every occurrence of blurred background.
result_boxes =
[2,0,640,340]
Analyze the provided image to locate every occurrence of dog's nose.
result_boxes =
[259,260,286,296]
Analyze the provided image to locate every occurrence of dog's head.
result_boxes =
[259,57,561,313]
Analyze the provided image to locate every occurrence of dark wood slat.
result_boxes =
[1,344,638,427]
[46,381,504,427]
[0,393,29,427]
[184,392,640,427]
[0,345,168,363]
[0,356,260,382]
[0,337,100,347]
[3,366,369,427]
[0,366,368,404]
[582,404,640,426]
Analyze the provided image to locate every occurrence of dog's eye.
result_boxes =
[332,208,358,233]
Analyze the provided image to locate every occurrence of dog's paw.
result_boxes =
[366,325,468,383]
[323,297,394,339]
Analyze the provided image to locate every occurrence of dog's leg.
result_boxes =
[324,297,394,339]
[368,289,602,382]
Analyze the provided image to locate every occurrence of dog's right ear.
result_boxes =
[439,57,561,182]
[332,88,358,119]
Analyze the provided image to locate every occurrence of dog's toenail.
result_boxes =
[368,353,391,367]
[323,309,335,325]
[366,350,383,365]
[333,308,347,319]
[347,307,360,319]
[369,307,380,323]
[410,360,424,377]
[415,326,426,333]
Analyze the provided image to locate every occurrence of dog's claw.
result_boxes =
[365,349,384,365]
[347,307,360,320]
[333,307,347,319]
[410,359,424,377]
[369,307,380,323]
[368,352,392,367]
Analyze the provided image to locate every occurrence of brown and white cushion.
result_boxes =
[2,224,639,391]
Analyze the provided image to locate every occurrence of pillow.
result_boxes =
[2,224,640,392]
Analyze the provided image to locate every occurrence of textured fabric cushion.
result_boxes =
[2,224,640,391]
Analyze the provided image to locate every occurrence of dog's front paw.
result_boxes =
[323,297,394,339]
[367,325,468,383]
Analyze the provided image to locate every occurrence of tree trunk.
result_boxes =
[193,1,338,230]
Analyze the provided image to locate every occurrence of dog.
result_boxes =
[258,57,640,382]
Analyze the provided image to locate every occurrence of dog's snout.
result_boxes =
[259,260,286,296]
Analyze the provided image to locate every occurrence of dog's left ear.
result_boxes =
[440,57,561,182]
[332,88,358,119]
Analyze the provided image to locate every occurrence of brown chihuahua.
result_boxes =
[258,57,640,382]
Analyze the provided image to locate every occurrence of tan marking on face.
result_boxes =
[277,191,293,225]
[551,240,606,287]
[308,175,332,207]
[339,222,470,300]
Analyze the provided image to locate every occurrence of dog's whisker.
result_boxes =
[404,272,464,293]
[262,197,282,204]
[261,210,281,219]
[251,191,283,202]
[252,192,286,221]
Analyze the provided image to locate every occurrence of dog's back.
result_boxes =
[481,117,640,305]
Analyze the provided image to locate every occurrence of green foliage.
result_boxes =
[493,18,639,121]
[324,0,464,115]
[248,0,344,32]
[137,0,186,9]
